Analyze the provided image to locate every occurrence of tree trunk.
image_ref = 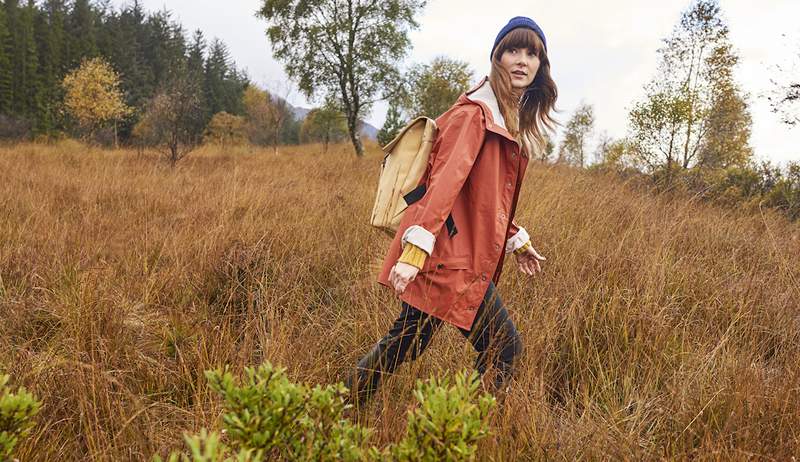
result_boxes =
[170,137,178,167]
[346,115,363,157]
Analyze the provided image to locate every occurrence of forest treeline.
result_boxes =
[0,0,343,148]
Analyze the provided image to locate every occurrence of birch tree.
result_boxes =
[627,0,751,179]
[256,0,425,157]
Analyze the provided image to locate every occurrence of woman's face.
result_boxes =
[499,47,540,91]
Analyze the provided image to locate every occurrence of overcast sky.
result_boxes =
[112,0,799,166]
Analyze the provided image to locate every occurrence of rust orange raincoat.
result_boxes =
[377,76,532,331]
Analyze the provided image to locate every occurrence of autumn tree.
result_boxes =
[263,83,293,154]
[400,56,473,119]
[205,111,247,147]
[627,0,751,180]
[557,102,594,167]
[697,43,752,170]
[133,74,204,166]
[256,0,425,157]
[242,82,296,153]
[62,56,132,146]
[241,84,274,146]
[593,133,636,170]
[300,104,348,153]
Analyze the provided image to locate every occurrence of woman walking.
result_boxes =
[347,16,557,406]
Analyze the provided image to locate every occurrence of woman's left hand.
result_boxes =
[515,245,546,277]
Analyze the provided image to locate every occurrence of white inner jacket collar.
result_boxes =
[465,78,506,131]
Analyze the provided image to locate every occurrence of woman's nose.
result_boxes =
[521,55,537,67]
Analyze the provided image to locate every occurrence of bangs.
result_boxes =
[494,27,545,59]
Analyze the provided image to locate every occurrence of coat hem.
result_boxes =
[375,278,477,331]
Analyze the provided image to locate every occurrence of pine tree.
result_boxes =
[67,0,97,67]
[115,0,151,110]
[5,0,22,115]
[377,104,405,146]
[204,38,230,118]
[203,38,247,118]
[187,29,205,78]
[18,0,41,126]
[33,0,66,133]
[0,3,12,113]
[143,10,186,85]
[185,29,208,133]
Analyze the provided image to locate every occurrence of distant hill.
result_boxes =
[290,105,311,121]
[288,103,378,140]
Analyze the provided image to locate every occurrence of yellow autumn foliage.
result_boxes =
[62,57,132,132]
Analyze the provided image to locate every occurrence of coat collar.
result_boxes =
[462,76,519,145]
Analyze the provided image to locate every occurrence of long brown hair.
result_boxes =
[489,27,558,158]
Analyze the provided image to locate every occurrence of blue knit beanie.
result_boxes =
[490,16,547,61]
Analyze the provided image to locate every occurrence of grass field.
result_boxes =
[1,141,799,460]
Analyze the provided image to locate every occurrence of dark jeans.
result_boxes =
[348,280,523,404]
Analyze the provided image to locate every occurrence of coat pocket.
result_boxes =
[417,255,479,302]
[419,255,471,273]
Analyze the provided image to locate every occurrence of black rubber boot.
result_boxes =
[344,343,386,410]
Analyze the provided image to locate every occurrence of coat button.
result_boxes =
[506,181,513,189]
[511,152,517,159]
[494,243,501,251]
[481,273,487,281]
[436,263,444,269]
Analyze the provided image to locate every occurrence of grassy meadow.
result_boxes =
[1,141,799,460]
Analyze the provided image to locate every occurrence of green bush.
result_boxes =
[385,372,496,461]
[0,374,42,460]
[155,429,262,462]
[763,163,800,221]
[159,362,495,462]
[205,363,369,461]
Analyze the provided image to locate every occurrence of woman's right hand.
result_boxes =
[389,261,420,296]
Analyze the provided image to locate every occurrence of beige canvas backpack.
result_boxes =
[370,116,457,238]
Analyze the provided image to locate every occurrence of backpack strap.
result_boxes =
[402,184,458,238]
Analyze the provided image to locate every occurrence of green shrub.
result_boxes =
[205,363,369,461]
[0,374,42,460]
[387,371,496,462]
[159,363,495,461]
[763,162,800,221]
[154,429,262,462]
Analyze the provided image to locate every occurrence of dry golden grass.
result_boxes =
[1,140,799,461]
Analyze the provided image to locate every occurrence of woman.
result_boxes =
[347,16,557,407]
